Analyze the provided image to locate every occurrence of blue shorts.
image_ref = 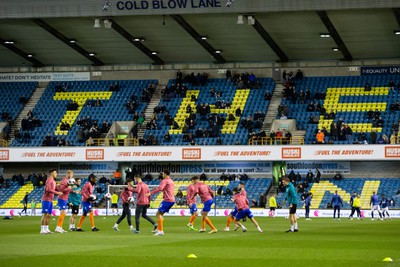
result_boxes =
[42,201,53,214]
[202,199,214,212]
[158,201,175,214]
[230,206,238,217]
[189,203,198,214]
[235,208,254,220]
[82,201,93,214]
[57,199,68,210]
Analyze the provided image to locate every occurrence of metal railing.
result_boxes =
[248,136,304,145]
[86,138,139,147]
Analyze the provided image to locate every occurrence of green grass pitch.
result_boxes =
[0,215,399,267]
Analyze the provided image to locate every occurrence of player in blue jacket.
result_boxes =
[331,190,343,220]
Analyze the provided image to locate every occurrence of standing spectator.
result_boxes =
[306,170,314,183]
[113,169,122,185]
[259,193,267,208]
[315,168,321,183]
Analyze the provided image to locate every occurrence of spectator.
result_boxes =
[259,193,266,208]
[113,169,122,185]
[316,130,325,144]
[334,173,343,181]
[175,190,184,206]
[306,170,314,183]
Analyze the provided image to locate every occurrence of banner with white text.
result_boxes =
[0,145,400,162]
[0,72,90,82]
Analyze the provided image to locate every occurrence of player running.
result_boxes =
[191,176,217,234]
[232,187,263,233]
[186,179,198,231]
[40,169,63,234]
[148,170,175,236]
[76,174,100,232]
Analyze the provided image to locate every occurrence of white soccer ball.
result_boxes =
[104,193,111,199]
[128,197,134,203]
[68,178,76,185]
[90,194,97,201]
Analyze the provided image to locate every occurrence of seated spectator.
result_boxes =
[175,190,184,206]
[200,173,207,181]
[364,82,371,91]
[217,185,224,195]
[333,173,343,181]
[225,188,233,196]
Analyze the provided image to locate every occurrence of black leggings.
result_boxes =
[135,204,156,231]
[116,203,132,226]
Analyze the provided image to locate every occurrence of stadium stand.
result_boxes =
[145,77,275,145]
[10,80,157,147]
[0,82,37,128]
[279,75,400,144]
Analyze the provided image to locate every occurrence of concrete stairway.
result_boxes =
[262,84,284,133]
[137,85,164,139]
[9,84,47,142]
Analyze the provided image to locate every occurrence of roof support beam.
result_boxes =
[171,15,226,64]
[317,11,352,61]
[0,37,44,67]
[109,19,164,65]
[250,16,289,62]
[32,18,103,66]
[393,8,400,27]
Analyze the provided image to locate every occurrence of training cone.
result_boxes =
[382,257,393,262]
[187,254,197,259]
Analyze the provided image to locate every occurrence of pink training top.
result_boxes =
[132,182,151,205]
[186,184,196,205]
[57,177,72,201]
[233,193,249,210]
[120,186,133,204]
[240,188,247,198]
[150,177,175,202]
[81,182,94,202]
[42,177,58,202]
[194,182,214,203]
